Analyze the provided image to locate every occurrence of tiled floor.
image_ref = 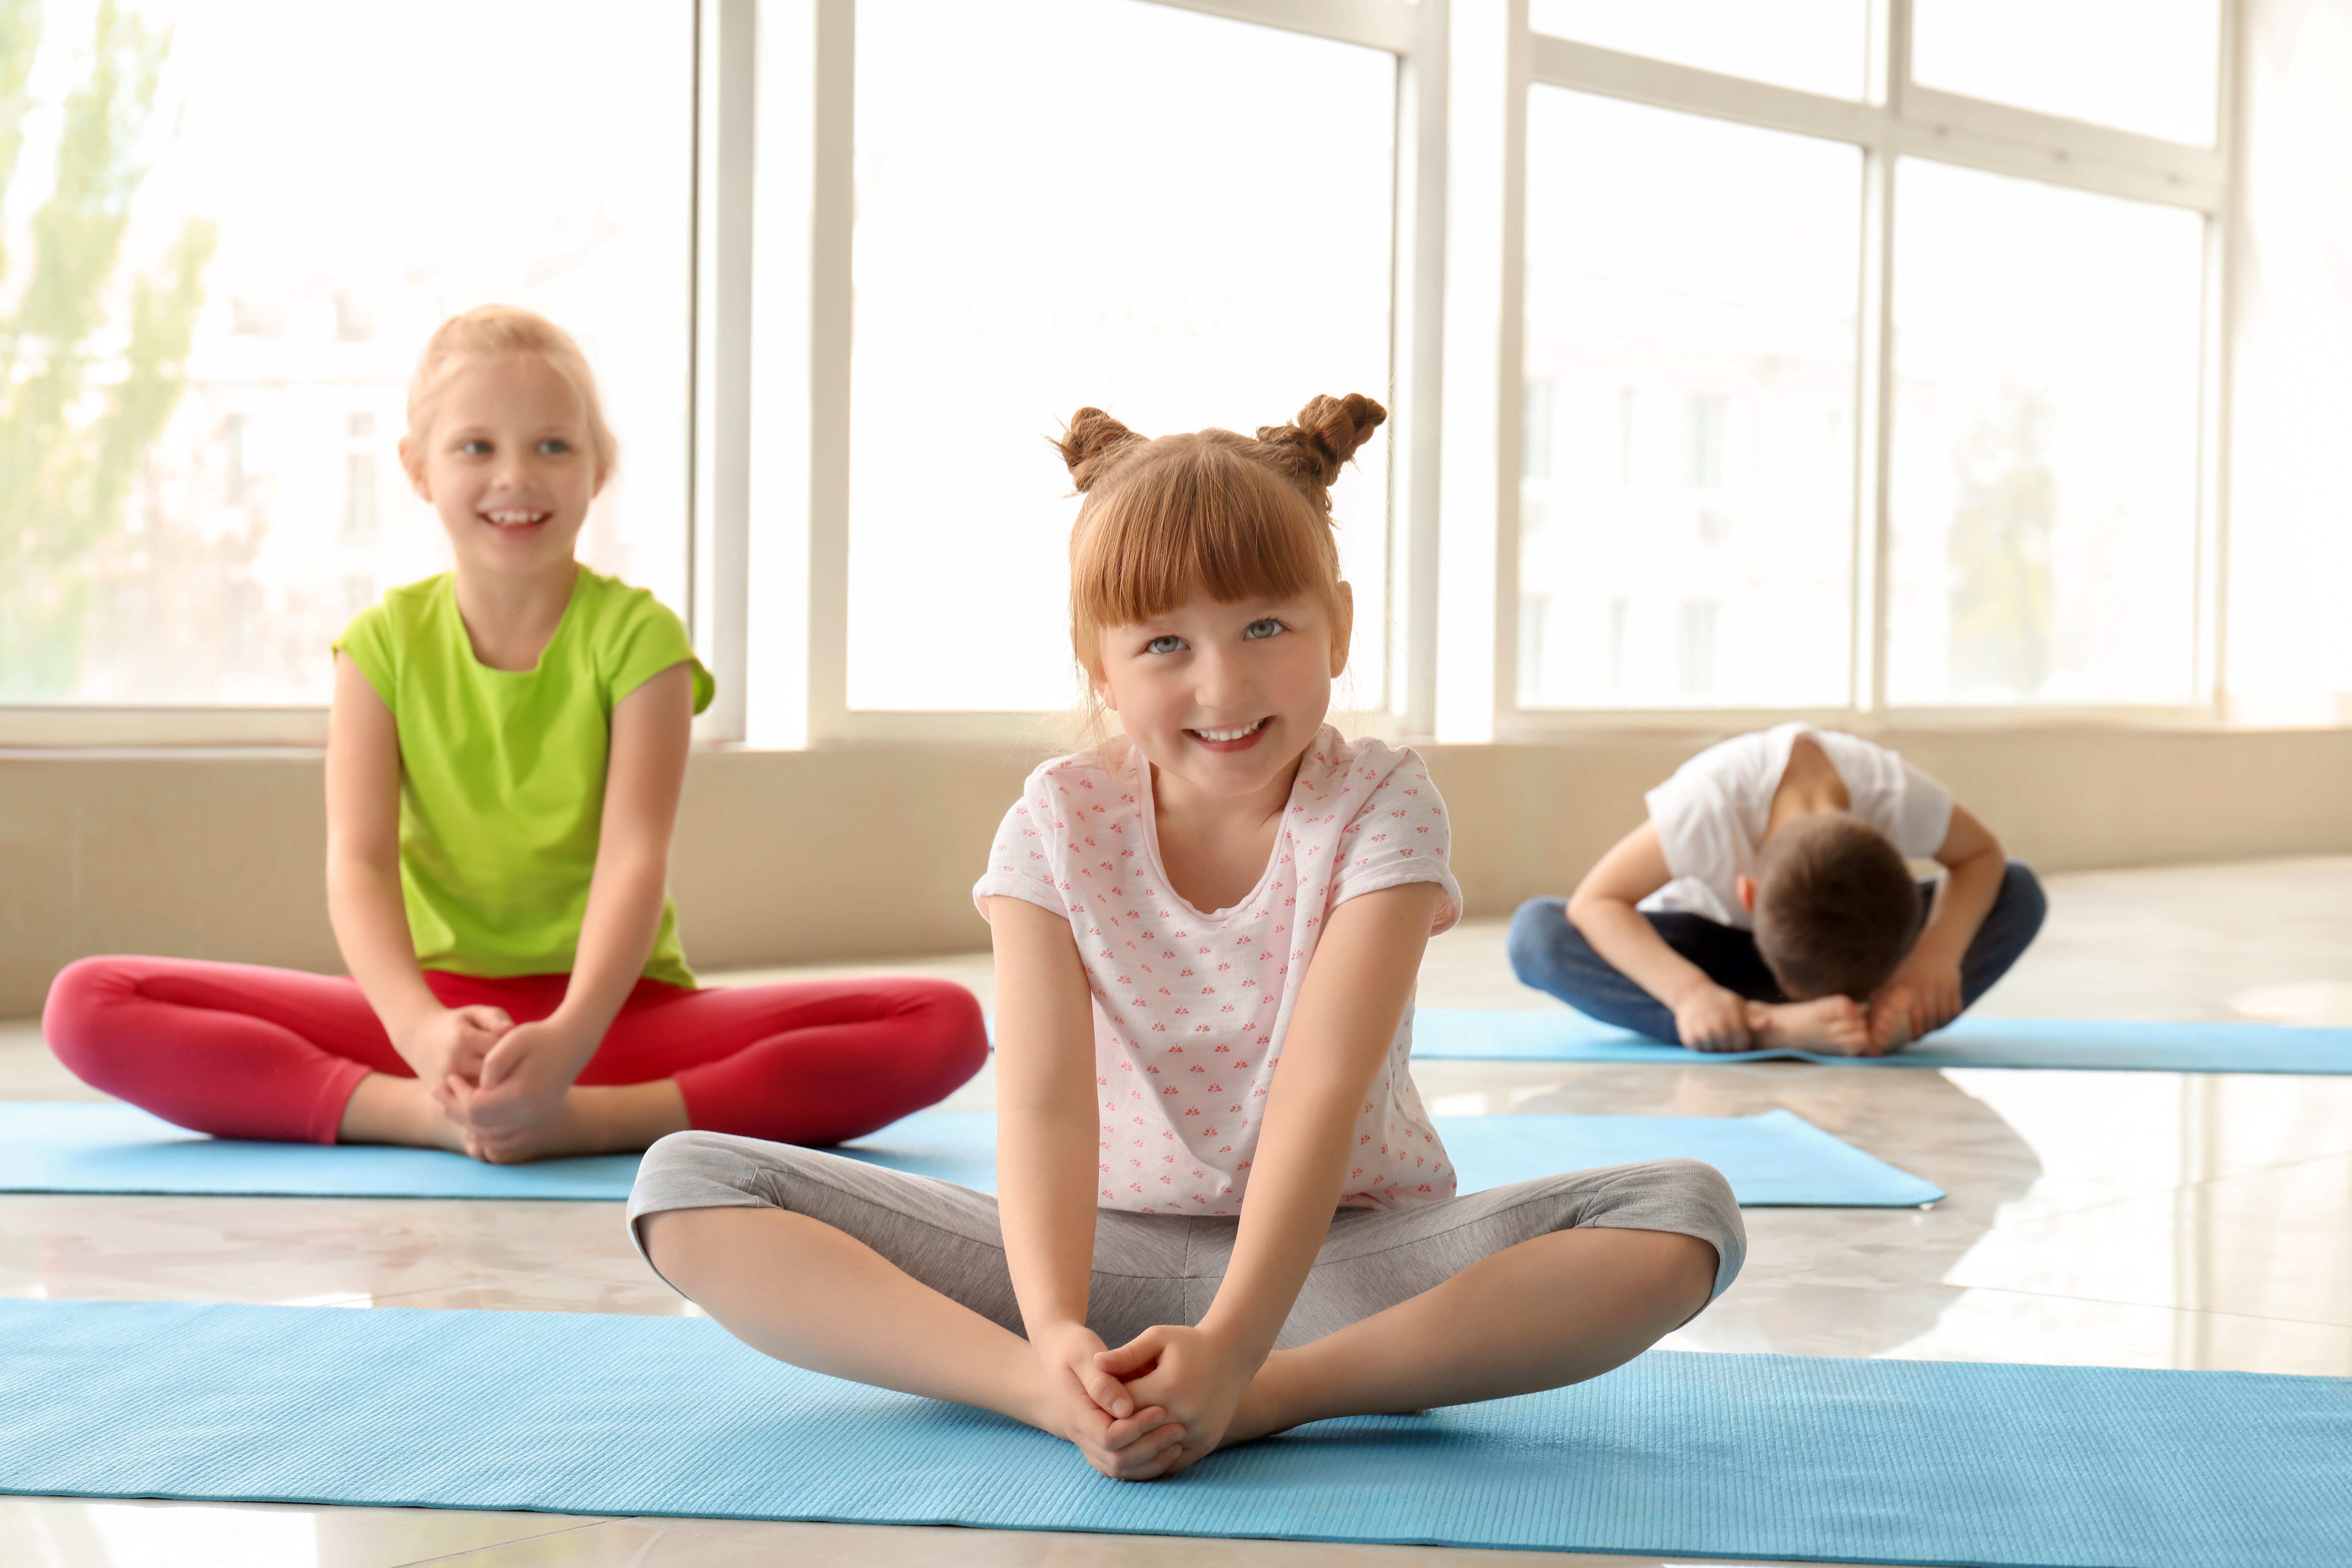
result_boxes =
[3,856,2349,1567]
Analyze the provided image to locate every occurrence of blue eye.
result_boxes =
[538,438,571,456]
[1145,635,1186,655]
[1243,618,1286,640]
[457,438,492,457]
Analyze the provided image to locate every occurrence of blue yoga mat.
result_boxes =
[1412,1009,2352,1074]
[3,1299,2344,1567]
[0,1103,1938,1208]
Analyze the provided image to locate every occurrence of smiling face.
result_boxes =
[399,354,605,581]
[1095,585,1353,804]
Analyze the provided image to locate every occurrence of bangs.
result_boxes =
[1070,434,1340,647]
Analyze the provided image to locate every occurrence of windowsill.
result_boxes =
[0,708,332,751]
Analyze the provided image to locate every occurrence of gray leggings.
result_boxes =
[629,1131,1746,1349]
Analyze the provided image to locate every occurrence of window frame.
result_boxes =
[1470,0,2241,739]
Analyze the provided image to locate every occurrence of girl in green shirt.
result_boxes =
[46,307,987,1162]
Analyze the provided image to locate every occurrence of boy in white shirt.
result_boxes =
[1508,724,2045,1055]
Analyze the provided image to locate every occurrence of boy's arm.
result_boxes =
[1092,881,1443,1475]
[1873,804,2005,1044]
[470,663,695,1112]
[989,895,1183,1474]
[325,653,501,1089]
[1569,823,1755,1051]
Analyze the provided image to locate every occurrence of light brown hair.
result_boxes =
[1055,394,1386,682]
[403,305,618,479]
[1752,812,1922,1001]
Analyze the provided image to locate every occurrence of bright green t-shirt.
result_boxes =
[334,568,715,989]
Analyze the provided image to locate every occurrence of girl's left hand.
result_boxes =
[1093,1325,1263,1478]
[445,1019,586,1146]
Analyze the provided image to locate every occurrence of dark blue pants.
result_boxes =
[1504,861,2048,1045]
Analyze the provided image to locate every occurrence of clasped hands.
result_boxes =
[403,1005,585,1160]
[1672,948,1965,1057]
[1036,1320,1263,1482]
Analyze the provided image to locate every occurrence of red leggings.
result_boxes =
[42,956,988,1147]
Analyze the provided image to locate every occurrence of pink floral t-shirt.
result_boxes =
[973,726,1463,1217]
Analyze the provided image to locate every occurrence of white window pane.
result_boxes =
[1520,89,1860,711]
[1887,159,2205,707]
[848,0,1395,713]
[2224,0,2352,709]
[0,0,693,706]
[1531,0,1872,101]
[1912,0,2222,146]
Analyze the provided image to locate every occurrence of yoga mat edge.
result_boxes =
[0,1103,1941,1208]
[1411,1009,2352,1075]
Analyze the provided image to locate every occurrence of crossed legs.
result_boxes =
[631,1135,1741,1477]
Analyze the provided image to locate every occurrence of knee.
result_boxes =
[1642,1157,1744,1298]
[1505,897,1573,979]
[1998,861,2048,937]
[41,956,141,1079]
[637,1128,734,1189]
[897,979,991,1084]
[1652,1155,1738,1218]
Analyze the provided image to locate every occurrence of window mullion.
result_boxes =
[803,0,856,746]
[1435,0,1524,742]
[1390,0,1448,738]
[1854,0,1910,718]
[2200,0,2247,713]
[690,0,758,745]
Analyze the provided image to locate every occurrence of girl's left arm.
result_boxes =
[1094,879,1446,1472]
[472,662,696,1110]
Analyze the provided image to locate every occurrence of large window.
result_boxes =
[1512,0,2231,730]
[8,0,2326,745]
[0,0,693,709]
[845,0,1396,714]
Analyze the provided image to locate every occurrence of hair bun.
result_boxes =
[1057,407,1148,492]
[1257,393,1387,491]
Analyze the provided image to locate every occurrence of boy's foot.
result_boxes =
[1752,996,1880,1057]
[1867,988,1921,1054]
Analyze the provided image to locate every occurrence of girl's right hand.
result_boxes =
[1033,1322,1186,1480]
[402,1005,515,1108]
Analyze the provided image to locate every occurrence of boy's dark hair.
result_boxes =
[1752,812,1921,1001]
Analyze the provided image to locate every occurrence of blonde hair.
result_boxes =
[1055,393,1385,684]
[404,305,617,476]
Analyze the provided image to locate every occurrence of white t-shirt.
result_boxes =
[1639,723,1955,930]
[973,726,1463,1217]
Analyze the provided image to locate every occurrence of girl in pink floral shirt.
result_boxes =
[630,393,1744,1482]
[975,724,1458,1215]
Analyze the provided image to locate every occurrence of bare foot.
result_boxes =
[337,1073,470,1153]
[467,1082,690,1164]
[1221,1352,1305,1448]
[1752,996,1879,1056]
[1867,989,1919,1054]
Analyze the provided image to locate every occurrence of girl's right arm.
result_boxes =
[325,653,511,1090]
[1569,821,1755,1051]
[986,895,1181,1476]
